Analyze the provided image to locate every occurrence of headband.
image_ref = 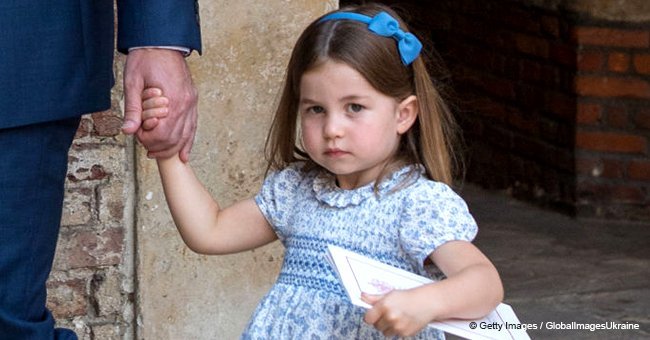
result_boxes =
[319,11,423,65]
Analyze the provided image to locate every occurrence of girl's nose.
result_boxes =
[323,114,344,139]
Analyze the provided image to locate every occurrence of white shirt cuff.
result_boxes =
[128,46,191,56]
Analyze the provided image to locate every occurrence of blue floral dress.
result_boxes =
[242,162,478,339]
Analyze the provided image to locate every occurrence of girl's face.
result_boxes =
[299,60,417,189]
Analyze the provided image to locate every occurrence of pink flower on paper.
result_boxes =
[368,279,394,294]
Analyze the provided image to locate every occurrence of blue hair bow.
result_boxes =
[319,11,423,65]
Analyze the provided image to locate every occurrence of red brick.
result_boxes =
[540,65,561,86]
[67,162,111,182]
[91,110,122,137]
[573,27,650,48]
[576,157,625,179]
[54,227,124,270]
[575,157,597,177]
[550,42,576,67]
[633,109,650,129]
[472,96,508,122]
[454,17,488,45]
[606,106,628,128]
[501,7,541,34]
[515,84,545,109]
[609,185,646,203]
[633,54,650,75]
[556,123,574,148]
[577,51,605,72]
[575,76,650,99]
[46,277,87,318]
[75,117,92,139]
[577,182,646,203]
[576,131,647,153]
[514,33,549,58]
[422,9,451,30]
[608,52,631,73]
[484,124,513,148]
[555,149,574,172]
[90,164,109,180]
[519,59,542,83]
[545,92,575,121]
[628,160,650,181]
[508,111,538,135]
[482,75,517,100]
[577,102,602,124]
[601,158,626,178]
[541,15,561,38]
[520,61,560,86]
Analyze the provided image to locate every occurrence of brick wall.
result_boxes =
[423,0,578,213]
[48,56,134,339]
[343,0,650,221]
[574,24,650,219]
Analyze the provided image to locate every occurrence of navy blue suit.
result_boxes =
[0,1,201,338]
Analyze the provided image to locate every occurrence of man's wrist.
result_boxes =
[128,46,191,57]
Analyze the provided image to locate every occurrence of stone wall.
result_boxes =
[50,53,135,339]
[48,1,335,339]
[135,1,336,337]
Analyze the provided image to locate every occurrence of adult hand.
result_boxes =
[122,48,198,162]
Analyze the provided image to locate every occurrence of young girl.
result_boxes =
[142,4,503,339]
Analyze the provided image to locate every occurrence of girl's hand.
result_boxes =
[141,87,169,131]
[362,289,435,337]
[362,241,503,337]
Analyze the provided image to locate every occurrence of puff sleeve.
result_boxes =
[254,164,305,241]
[398,181,478,266]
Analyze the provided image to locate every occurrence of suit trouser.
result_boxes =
[0,117,81,340]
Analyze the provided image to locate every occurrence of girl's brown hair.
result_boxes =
[264,3,459,186]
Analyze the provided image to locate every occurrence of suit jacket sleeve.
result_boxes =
[117,0,202,55]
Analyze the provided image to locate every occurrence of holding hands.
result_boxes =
[122,49,198,162]
[141,87,171,129]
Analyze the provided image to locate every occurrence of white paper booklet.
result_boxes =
[325,245,530,340]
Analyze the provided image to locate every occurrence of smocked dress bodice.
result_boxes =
[242,163,478,339]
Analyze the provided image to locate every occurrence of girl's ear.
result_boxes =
[396,95,418,135]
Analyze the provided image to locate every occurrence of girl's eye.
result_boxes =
[348,103,364,113]
[308,106,325,114]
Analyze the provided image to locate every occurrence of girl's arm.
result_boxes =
[362,240,503,337]
[142,87,277,255]
[157,156,277,255]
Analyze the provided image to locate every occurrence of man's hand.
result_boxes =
[122,48,198,162]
